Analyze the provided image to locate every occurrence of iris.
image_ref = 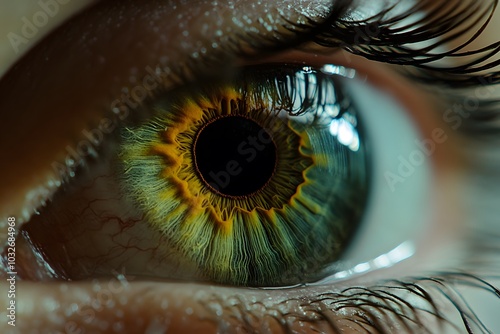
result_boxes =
[120,65,370,286]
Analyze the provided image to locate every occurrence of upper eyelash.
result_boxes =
[278,0,500,139]
[308,0,500,87]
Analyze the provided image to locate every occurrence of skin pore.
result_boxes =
[1,0,500,333]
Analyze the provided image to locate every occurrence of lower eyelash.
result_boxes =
[198,273,500,333]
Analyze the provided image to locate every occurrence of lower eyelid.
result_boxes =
[4,282,271,333]
[0,281,331,333]
[4,280,447,333]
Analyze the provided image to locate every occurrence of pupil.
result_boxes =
[193,116,277,197]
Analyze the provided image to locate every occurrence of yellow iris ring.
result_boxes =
[153,87,311,217]
[120,85,345,285]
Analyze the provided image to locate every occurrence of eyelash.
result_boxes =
[314,0,500,84]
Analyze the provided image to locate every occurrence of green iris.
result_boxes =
[119,65,370,286]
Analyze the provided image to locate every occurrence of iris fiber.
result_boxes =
[120,66,369,286]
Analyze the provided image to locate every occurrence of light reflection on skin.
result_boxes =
[0,0,499,333]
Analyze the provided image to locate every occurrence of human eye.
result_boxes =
[1,0,500,333]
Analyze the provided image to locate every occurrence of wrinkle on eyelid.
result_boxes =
[0,0,339,245]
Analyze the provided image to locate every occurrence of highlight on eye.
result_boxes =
[119,65,370,286]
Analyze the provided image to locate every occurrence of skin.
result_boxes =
[0,0,499,333]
